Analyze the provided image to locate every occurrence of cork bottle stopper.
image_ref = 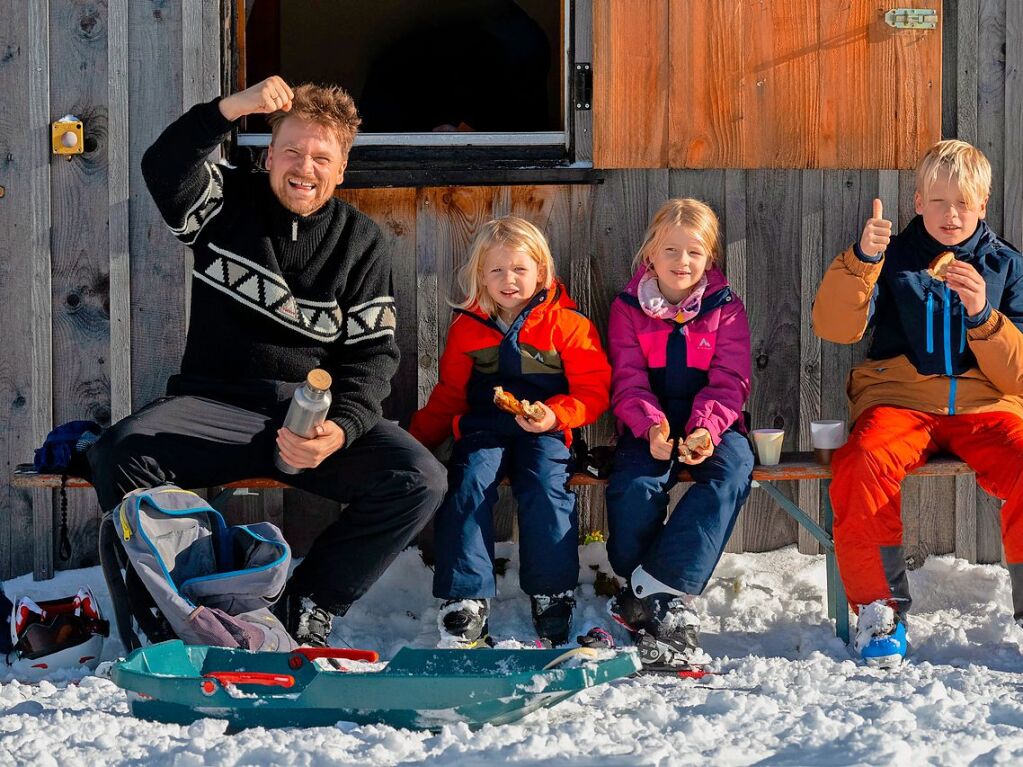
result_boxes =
[306,369,332,391]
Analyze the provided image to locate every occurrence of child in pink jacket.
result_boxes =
[605,198,753,673]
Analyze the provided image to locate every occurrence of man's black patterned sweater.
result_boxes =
[141,98,398,445]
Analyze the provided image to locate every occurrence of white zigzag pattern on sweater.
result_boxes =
[169,162,225,245]
[195,245,394,345]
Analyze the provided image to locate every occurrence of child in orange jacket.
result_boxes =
[813,140,1023,668]
[410,216,611,647]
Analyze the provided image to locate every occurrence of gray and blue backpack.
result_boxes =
[99,485,296,653]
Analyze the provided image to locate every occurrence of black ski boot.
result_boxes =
[530,593,576,646]
[607,586,655,637]
[438,598,491,648]
[274,585,348,648]
[635,594,710,674]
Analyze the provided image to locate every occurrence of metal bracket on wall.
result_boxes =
[574,63,592,110]
[884,8,938,30]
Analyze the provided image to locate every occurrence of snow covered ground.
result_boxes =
[3,543,1023,766]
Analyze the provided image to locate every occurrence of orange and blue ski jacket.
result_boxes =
[409,281,611,450]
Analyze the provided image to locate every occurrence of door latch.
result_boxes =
[884,8,938,30]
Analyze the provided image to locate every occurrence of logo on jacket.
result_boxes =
[698,338,712,349]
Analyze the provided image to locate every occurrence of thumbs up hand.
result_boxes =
[859,198,892,258]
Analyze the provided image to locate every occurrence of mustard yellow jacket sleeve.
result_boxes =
[967,310,1023,395]
[812,245,885,345]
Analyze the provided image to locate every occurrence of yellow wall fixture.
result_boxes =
[51,116,83,159]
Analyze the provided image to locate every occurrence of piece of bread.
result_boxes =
[678,430,712,460]
[493,386,546,421]
[927,251,956,281]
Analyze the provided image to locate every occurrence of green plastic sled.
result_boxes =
[111,640,641,731]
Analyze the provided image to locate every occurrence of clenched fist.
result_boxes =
[219,76,294,122]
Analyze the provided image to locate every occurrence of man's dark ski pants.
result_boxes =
[88,394,446,611]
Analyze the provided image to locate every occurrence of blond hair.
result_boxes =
[915,140,991,209]
[632,198,722,272]
[267,83,361,156]
[455,216,556,317]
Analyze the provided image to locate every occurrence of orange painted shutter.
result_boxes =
[594,0,942,169]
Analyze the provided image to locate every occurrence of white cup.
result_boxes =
[810,420,847,465]
[751,429,785,466]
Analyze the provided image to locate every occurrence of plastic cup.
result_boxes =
[751,429,785,466]
[810,420,847,466]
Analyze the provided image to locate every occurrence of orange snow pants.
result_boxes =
[829,405,1023,618]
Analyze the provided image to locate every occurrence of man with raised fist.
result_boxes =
[88,77,445,648]
[812,140,1023,668]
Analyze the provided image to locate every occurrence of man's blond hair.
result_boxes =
[455,216,556,317]
[632,198,722,273]
[916,140,991,209]
[267,83,361,156]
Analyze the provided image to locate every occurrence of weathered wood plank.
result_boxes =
[668,170,726,217]
[956,0,980,145]
[0,1,52,579]
[797,169,823,554]
[1005,0,1023,247]
[568,183,606,536]
[743,170,802,551]
[588,170,659,340]
[977,0,1005,232]
[955,473,978,563]
[592,0,669,168]
[50,0,114,569]
[129,1,187,412]
[722,168,747,553]
[108,0,131,425]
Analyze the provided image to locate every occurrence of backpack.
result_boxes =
[32,419,103,561]
[99,485,296,653]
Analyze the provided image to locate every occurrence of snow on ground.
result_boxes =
[3,544,1023,766]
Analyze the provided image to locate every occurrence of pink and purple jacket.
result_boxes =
[608,266,752,445]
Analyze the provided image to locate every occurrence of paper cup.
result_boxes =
[810,420,846,465]
[751,429,784,466]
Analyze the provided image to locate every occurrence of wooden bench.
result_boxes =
[12,454,976,643]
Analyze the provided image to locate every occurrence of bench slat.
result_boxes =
[12,452,975,490]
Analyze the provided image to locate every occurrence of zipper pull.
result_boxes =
[291,219,298,242]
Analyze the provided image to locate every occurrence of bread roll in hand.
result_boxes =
[927,251,956,281]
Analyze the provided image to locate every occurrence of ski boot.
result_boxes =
[438,598,491,648]
[854,600,908,669]
[530,592,576,646]
[275,586,347,648]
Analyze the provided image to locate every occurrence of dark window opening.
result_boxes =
[240,0,566,140]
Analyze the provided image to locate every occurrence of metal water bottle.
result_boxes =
[275,369,333,475]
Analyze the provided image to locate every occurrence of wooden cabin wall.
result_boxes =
[1,0,1020,578]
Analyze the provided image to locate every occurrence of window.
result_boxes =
[235,0,575,169]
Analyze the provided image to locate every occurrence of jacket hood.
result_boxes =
[623,265,730,297]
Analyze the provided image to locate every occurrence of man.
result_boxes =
[88,76,446,646]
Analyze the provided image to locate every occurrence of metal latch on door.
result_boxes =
[884,8,938,30]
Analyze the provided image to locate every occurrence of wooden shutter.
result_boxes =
[594,0,942,169]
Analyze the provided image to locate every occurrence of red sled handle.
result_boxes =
[291,647,379,663]
[203,671,295,688]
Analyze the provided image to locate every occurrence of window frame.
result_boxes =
[229,0,592,183]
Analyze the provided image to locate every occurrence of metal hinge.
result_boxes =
[574,63,592,111]
[884,8,938,30]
